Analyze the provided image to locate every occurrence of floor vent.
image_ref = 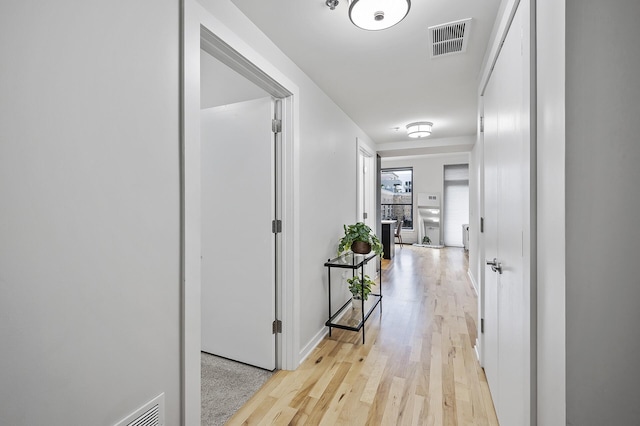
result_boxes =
[428,18,472,58]
[115,393,165,426]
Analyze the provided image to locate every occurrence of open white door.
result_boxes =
[201,96,277,370]
[357,139,377,277]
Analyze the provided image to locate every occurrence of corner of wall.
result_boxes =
[298,327,329,366]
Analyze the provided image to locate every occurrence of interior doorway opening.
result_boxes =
[183,12,300,423]
[357,139,377,278]
[198,25,293,368]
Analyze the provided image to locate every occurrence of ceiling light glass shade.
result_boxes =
[406,121,433,138]
[348,0,411,31]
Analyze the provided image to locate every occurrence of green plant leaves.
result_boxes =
[337,222,384,256]
[346,274,374,300]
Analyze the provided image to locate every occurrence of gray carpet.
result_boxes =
[201,352,274,425]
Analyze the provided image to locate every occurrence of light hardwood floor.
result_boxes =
[227,246,498,425]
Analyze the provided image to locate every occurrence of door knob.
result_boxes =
[486,258,503,274]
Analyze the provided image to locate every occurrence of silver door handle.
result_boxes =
[486,258,503,274]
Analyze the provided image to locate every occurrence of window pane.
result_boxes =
[443,164,469,246]
[381,168,413,229]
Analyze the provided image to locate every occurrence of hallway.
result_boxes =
[227,246,498,425]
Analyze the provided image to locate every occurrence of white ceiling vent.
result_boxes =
[428,18,473,58]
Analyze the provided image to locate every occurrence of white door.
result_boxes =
[357,140,376,228]
[201,96,277,370]
[357,140,377,277]
[482,2,532,424]
[483,86,500,402]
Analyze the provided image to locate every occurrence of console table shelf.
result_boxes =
[324,252,382,344]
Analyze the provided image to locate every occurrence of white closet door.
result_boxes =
[482,2,532,425]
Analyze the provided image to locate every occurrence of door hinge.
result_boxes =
[272,119,282,134]
[480,217,484,233]
[272,219,282,234]
[480,116,484,133]
[272,319,282,334]
[363,212,368,219]
[481,318,485,333]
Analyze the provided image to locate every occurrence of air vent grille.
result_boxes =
[115,393,165,426]
[428,18,472,58]
[128,404,159,426]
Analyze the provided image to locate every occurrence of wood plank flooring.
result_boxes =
[227,246,498,425]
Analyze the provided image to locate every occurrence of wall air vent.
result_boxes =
[115,393,165,426]
[428,18,473,58]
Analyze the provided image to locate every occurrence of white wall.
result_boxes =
[195,0,378,360]
[0,2,181,425]
[536,0,566,424]
[381,153,470,245]
[565,1,640,424]
[297,93,372,350]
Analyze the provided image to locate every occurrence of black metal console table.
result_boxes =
[324,252,382,344]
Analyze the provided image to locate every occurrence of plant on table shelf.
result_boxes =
[337,222,384,256]
[347,275,375,301]
[422,235,431,245]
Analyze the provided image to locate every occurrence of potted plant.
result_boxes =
[337,222,384,256]
[422,235,431,245]
[347,275,375,301]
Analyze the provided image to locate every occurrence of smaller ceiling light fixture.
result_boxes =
[326,0,411,31]
[406,121,433,138]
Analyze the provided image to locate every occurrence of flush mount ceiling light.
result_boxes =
[326,0,411,31]
[406,121,433,138]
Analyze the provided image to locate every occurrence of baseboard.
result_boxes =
[412,243,444,249]
[298,326,328,366]
[474,338,481,362]
[468,269,479,295]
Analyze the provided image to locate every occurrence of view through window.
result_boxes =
[381,168,413,229]
[443,164,469,246]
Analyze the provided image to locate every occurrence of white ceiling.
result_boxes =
[229,0,501,156]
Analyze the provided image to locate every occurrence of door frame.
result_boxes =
[182,1,301,424]
[477,96,486,366]
[356,138,376,227]
[356,138,377,277]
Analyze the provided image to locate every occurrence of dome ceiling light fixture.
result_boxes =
[406,121,433,138]
[325,0,411,31]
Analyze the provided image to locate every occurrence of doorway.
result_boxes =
[182,8,300,421]
[357,139,377,277]
[197,26,293,370]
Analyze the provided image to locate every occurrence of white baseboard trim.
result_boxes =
[474,338,481,363]
[298,326,328,366]
[468,269,479,295]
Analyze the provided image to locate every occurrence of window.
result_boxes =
[380,168,413,229]
[443,164,469,246]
